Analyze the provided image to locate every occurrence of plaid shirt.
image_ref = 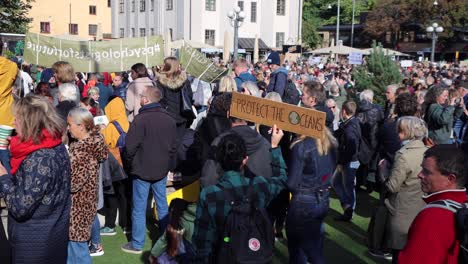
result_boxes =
[192,147,287,263]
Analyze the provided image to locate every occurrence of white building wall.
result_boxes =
[112,0,302,48]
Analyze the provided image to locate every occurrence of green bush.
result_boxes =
[353,42,401,106]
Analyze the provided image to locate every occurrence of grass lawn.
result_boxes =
[94,190,388,264]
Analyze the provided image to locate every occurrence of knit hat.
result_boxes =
[267,52,281,66]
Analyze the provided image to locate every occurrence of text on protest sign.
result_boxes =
[23,33,164,72]
[348,52,363,65]
[179,45,228,83]
[230,93,326,139]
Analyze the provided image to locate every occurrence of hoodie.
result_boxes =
[234,71,257,92]
[102,97,130,148]
[157,71,193,125]
[0,57,18,127]
[266,67,289,97]
[200,125,273,187]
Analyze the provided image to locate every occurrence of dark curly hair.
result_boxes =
[395,93,418,117]
[215,133,247,172]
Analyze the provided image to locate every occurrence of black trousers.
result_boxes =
[103,179,132,229]
[267,189,290,234]
[0,209,10,263]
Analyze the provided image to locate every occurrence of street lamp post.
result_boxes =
[350,0,356,47]
[227,7,245,60]
[426,22,443,63]
[336,0,341,46]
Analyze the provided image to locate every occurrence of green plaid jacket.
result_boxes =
[191,147,287,263]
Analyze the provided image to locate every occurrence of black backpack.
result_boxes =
[216,180,274,264]
[426,199,468,264]
[282,79,301,106]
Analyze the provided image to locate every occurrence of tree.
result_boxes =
[302,0,374,48]
[0,0,34,34]
[353,43,402,106]
[365,0,468,46]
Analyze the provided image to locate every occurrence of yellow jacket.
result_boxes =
[0,57,18,127]
[102,98,129,148]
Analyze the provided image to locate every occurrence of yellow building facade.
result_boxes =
[27,0,112,40]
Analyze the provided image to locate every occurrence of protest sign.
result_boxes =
[179,45,228,83]
[23,33,164,72]
[230,93,326,139]
[400,60,413,67]
[349,52,363,65]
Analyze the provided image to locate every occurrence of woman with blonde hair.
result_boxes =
[217,76,237,93]
[156,57,193,141]
[286,128,338,264]
[0,95,70,263]
[67,107,108,263]
[384,116,428,262]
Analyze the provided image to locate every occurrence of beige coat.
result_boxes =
[384,140,427,250]
[125,77,154,122]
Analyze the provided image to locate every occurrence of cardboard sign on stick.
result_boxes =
[230,93,326,139]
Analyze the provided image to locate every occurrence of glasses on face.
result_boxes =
[330,106,336,109]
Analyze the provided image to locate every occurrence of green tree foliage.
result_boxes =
[302,0,374,48]
[0,0,34,34]
[353,43,402,105]
[365,0,468,44]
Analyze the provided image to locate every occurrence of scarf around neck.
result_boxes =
[9,129,62,175]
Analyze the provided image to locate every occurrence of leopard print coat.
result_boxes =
[68,129,108,241]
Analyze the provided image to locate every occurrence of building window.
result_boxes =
[205,0,215,11]
[120,28,125,38]
[251,2,257,23]
[276,32,285,48]
[131,0,135,12]
[169,28,173,40]
[89,24,98,36]
[131,28,136,37]
[69,24,79,35]
[150,28,154,36]
[89,5,97,15]
[107,0,111,7]
[119,0,125,13]
[40,22,50,33]
[238,1,244,11]
[276,0,285,16]
[140,0,145,11]
[205,29,215,45]
[140,28,146,37]
[151,0,154,10]
[166,0,173,10]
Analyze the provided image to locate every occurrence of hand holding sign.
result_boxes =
[270,124,284,148]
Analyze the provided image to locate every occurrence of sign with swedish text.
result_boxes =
[230,93,326,139]
[23,33,164,72]
[179,45,228,83]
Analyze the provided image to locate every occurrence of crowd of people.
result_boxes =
[0,50,467,264]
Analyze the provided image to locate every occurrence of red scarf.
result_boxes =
[9,129,62,175]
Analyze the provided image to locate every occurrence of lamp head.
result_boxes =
[238,11,246,20]
[227,11,235,19]
[436,26,444,33]
[426,27,434,33]
[234,6,241,13]
[433,0,438,6]
[432,22,438,28]
[328,4,332,9]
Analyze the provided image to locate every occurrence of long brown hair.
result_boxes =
[166,198,190,257]
[160,56,181,79]
[12,95,65,143]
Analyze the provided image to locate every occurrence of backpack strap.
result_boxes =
[425,199,465,213]
[111,121,125,136]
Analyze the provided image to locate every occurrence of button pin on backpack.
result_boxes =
[248,238,261,251]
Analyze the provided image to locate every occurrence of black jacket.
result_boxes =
[123,103,177,181]
[56,100,77,120]
[335,117,361,165]
[378,119,401,164]
[356,100,384,153]
[157,72,193,125]
[200,125,273,187]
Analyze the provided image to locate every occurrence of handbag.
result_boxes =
[180,84,196,120]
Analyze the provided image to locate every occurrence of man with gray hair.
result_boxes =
[56,83,79,120]
[384,84,398,120]
[327,83,347,110]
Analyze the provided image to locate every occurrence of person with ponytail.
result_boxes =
[149,198,196,264]
[286,127,338,264]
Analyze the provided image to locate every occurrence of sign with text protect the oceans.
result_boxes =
[23,33,164,72]
[230,93,326,139]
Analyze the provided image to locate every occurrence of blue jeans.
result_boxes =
[67,241,91,264]
[286,191,330,264]
[0,149,11,174]
[90,215,101,245]
[332,162,357,210]
[131,176,168,250]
